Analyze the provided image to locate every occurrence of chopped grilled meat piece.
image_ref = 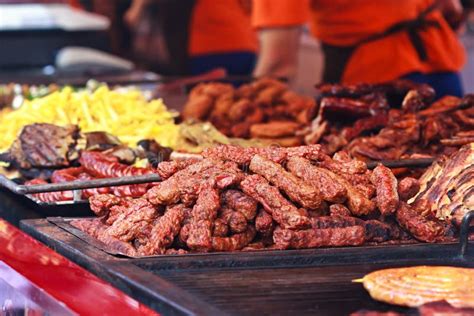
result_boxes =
[305,166,375,216]
[311,216,364,229]
[273,226,365,250]
[218,206,248,234]
[2,123,79,169]
[213,218,229,237]
[287,157,347,203]
[240,174,311,230]
[187,187,221,251]
[412,143,474,227]
[397,177,420,201]
[165,248,189,255]
[71,219,137,256]
[105,198,158,242]
[371,164,399,215]
[249,155,323,210]
[221,190,258,221]
[155,159,199,180]
[329,204,352,217]
[89,194,123,217]
[212,226,256,252]
[202,144,323,165]
[363,220,393,243]
[396,202,448,243]
[146,159,243,206]
[138,204,187,256]
[179,223,191,245]
[255,209,275,236]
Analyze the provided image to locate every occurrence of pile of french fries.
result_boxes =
[0,86,180,152]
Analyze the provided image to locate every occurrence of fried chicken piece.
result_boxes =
[240,174,311,229]
[329,204,352,217]
[228,98,252,122]
[397,177,420,201]
[287,157,347,203]
[371,164,399,215]
[221,190,258,221]
[255,209,275,236]
[396,202,447,243]
[182,93,214,120]
[218,206,248,234]
[105,198,158,242]
[273,226,365,250]
[211,226,256,252]
[186,187,221,251]
[71,219,137,256]
[249,121,301,138]
[138,204,187,256]
[202,144,323,165]
[250,155,323,210]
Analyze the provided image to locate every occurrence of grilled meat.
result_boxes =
[411,143,474,226]
[1,123,79,169]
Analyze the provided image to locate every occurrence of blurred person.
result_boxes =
[125,0,257,76]
[252,0,466,97]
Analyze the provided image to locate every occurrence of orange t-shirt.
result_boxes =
[252,0,466,84]
[189,0,258,56]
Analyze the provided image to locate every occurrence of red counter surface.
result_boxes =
[0,218,158,316]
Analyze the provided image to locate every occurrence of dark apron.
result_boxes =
[321,3,440,83]
[132,0,196,75]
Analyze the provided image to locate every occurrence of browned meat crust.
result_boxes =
[287,157,347,203]
[138,204,186,256]
[240,174,311,230]
[273,226,365,249]
[186,187,221,251]
[202,144,323,165]
[255,209,275,236]
[218,206,248,234]
[71,218,137,256]
[397,177,420,201]
[212,226,256,251]
[249,155,323,210]
[371,164,399,215]
[146,159,243,206]
[104,198,158,242]
[329,204,352,217]
[212,218,229,237]
[221,190,258,221]
[396,202,448,243]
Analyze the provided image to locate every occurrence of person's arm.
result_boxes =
[438,0,465,31]
[124,0,150,28]
[253,27,302,79]
[251,0,309,79]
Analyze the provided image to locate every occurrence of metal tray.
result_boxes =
[47,211,474,263]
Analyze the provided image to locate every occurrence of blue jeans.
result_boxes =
[402,72,464,98]
[189,52,256,76]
